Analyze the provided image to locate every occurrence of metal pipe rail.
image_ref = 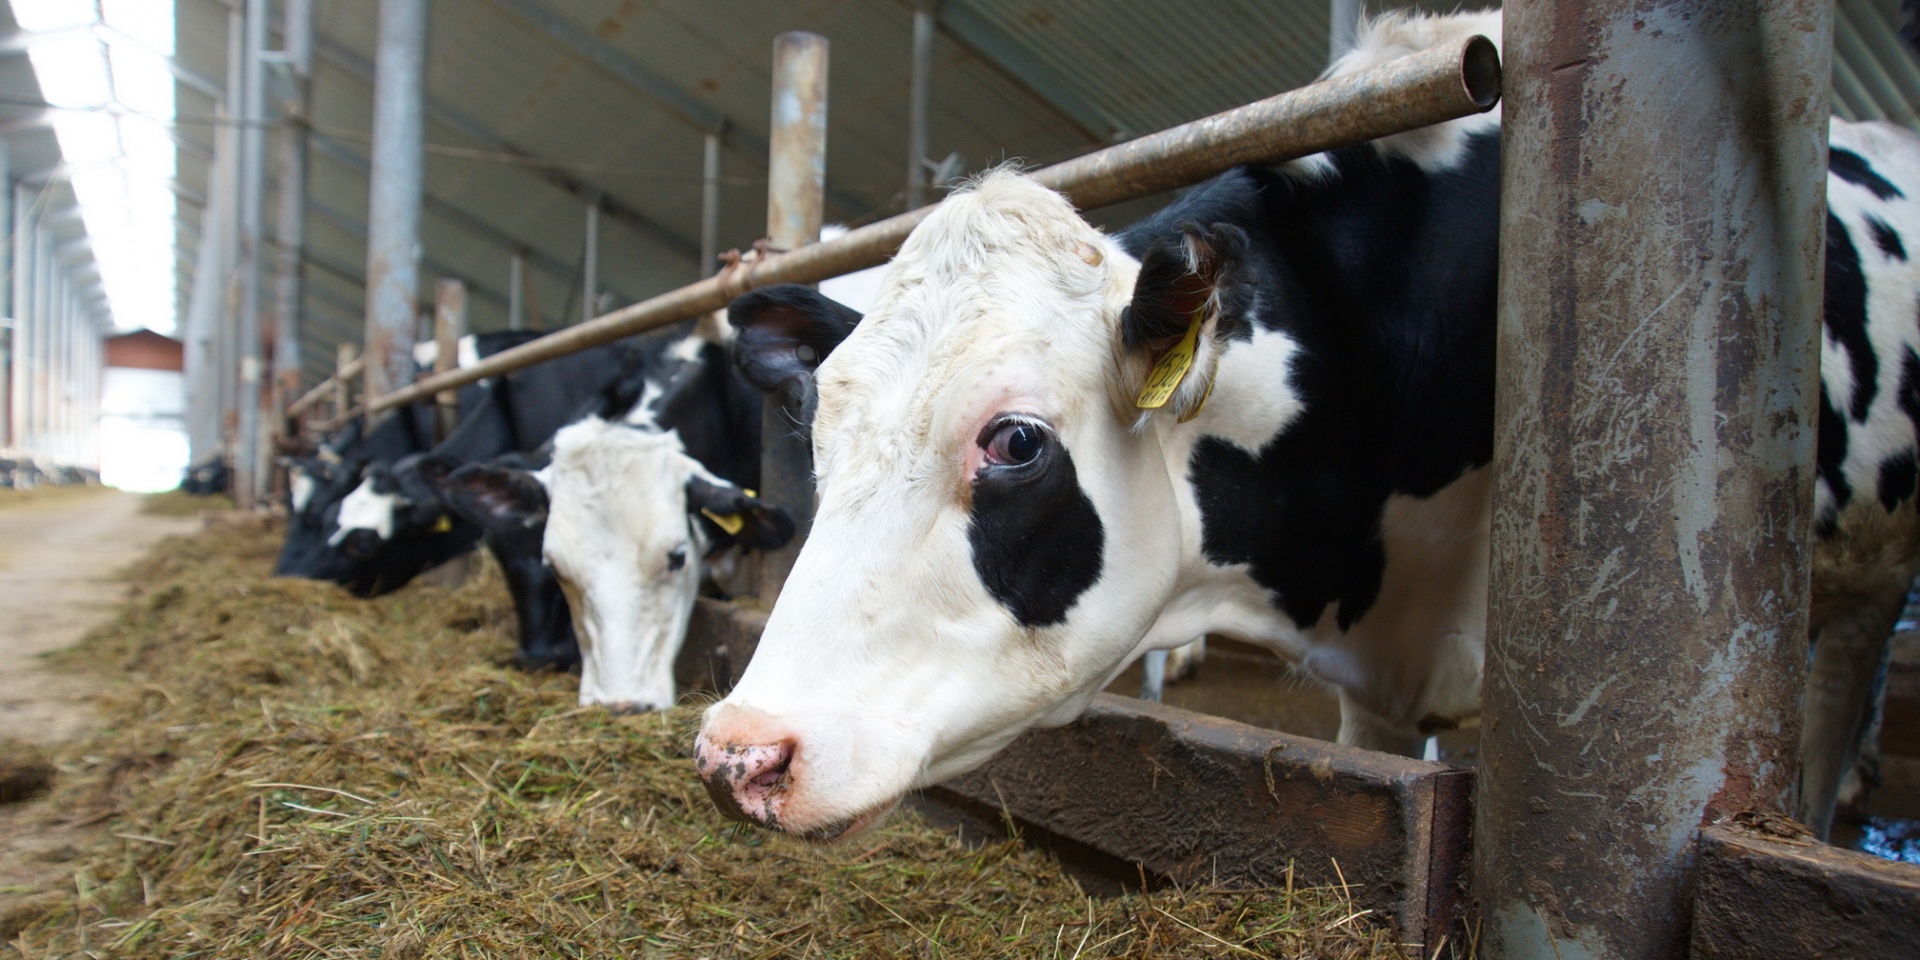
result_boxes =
[286,354,364,418]
[366,33,1499,415]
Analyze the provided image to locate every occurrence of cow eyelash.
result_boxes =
[978,415,1051,472]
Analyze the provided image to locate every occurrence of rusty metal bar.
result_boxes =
[369,33,1498,414]
[508,253,526,329]
[271,0,314,433]
[582,201,600,325]
[432,279,464,439]
[701,131,722,279]
[235,0,269,508]
[333,343,356,419]
[1477,4,1832,959]
[362,0,427,406]
[757,31,829,603]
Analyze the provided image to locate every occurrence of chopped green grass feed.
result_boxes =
[9,523,1407,959]
[139,489,235,516]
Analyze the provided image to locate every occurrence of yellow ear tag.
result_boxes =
[700,491,752,536]
[1136,307,1207,411]
[701,509,746,536]
[432,515,453,534]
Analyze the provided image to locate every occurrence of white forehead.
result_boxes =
[543,418,699,555]
[812,170,1133,469]
[289,470,316,513]
[329,477,396,543]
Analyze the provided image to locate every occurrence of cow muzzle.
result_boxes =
[693,733,794,828]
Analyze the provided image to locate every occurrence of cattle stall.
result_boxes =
[242,2,1918,958]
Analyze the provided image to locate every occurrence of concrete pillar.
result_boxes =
[362,0,428,404]
[235,0,270,507]
[757,31,828,602]
[1478,3,1834,958]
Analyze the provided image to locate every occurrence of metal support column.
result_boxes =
[906,2,935,210]
[432,278,464,439]
[1478,4,1833,958]
[363,0,428,404]
[272,0,315,438]
[5,184,23,452]
[582,201,600,323]
[0,143,10,450]
[236,0,270,507]
[508,253,525,329]
[1329,0,1362,62]
[757,31,828,602]
[701,131,722,278]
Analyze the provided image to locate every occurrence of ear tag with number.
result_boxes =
[1136,306,1208,411]
[700,489,755,536]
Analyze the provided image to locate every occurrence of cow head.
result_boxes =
[274,454,365,580]
[696,170,1253,839]
[439,457,580,672]
[541,418,792,713]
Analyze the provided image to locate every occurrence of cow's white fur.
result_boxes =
[289,469,316,514]
[541,416,713,709]
[329,477,398,545]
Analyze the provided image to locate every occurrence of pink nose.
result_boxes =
[694,732,795,828]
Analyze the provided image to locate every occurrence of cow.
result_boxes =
[440,319,792,710]
[281,335,627,597]
[693,8,1920,842]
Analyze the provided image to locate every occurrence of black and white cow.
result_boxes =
[440,320,793,709]
[694,9,1920,841]
[284,336,627,597]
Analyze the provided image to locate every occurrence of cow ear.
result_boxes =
[411,454,464,497]
[728,284,862,401]
[1119,222,1248,424]
[685,476,796,554]
[443,463,549,530]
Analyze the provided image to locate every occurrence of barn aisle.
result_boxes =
[0,490,198,745]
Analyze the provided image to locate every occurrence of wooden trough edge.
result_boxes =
[1690,821,1920,960]
[674,597,1474,952]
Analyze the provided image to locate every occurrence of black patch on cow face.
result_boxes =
[1867,214,1908,262]
[1832,148,1905,201]
[1825,212,1877,422]
[967,419,1104,628]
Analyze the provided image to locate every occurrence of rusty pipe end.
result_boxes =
[1460,35,1502,112]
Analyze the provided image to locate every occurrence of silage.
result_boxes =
[8,521,1407,959]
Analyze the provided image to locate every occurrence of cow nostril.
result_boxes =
[747,747,792,789]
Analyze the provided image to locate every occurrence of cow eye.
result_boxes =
[982,418,1047,469]
[666,547,687,572]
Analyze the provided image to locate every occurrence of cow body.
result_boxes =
[698,9,1920,840]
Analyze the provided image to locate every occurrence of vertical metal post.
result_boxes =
[906,1,935,210]
[758,31,828,602]
[235,0,269,508]
[272,0,315,443]
[334,341,356,419]
[507,253,525,329]
[363,0,428,405]
[0,142,10,450]
[1479,4,1833,959]
[432,278,464,439]
[33,231,50,457]
[582,201,600,323]
[5,185,23,452]
[701,131,722,278]
[1328,0,1362,62]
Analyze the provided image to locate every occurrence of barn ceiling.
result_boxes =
[5,0,1918,389]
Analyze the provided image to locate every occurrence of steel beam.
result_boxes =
[582,201,599,324]
[306,33,702,262]
[236,0,270,507]
[272,0,314,431]
[1477,4,1833,958]
[700,130,721,278]
[308,198,511,309]
[8,184,27,450]
[906,2,935,210]
[932,0,1115,143]
[362,0,427,406]
[307,133,636,302]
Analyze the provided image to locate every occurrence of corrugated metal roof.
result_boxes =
[11,1,1920,389]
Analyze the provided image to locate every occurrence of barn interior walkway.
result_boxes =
[0,490,197,745]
